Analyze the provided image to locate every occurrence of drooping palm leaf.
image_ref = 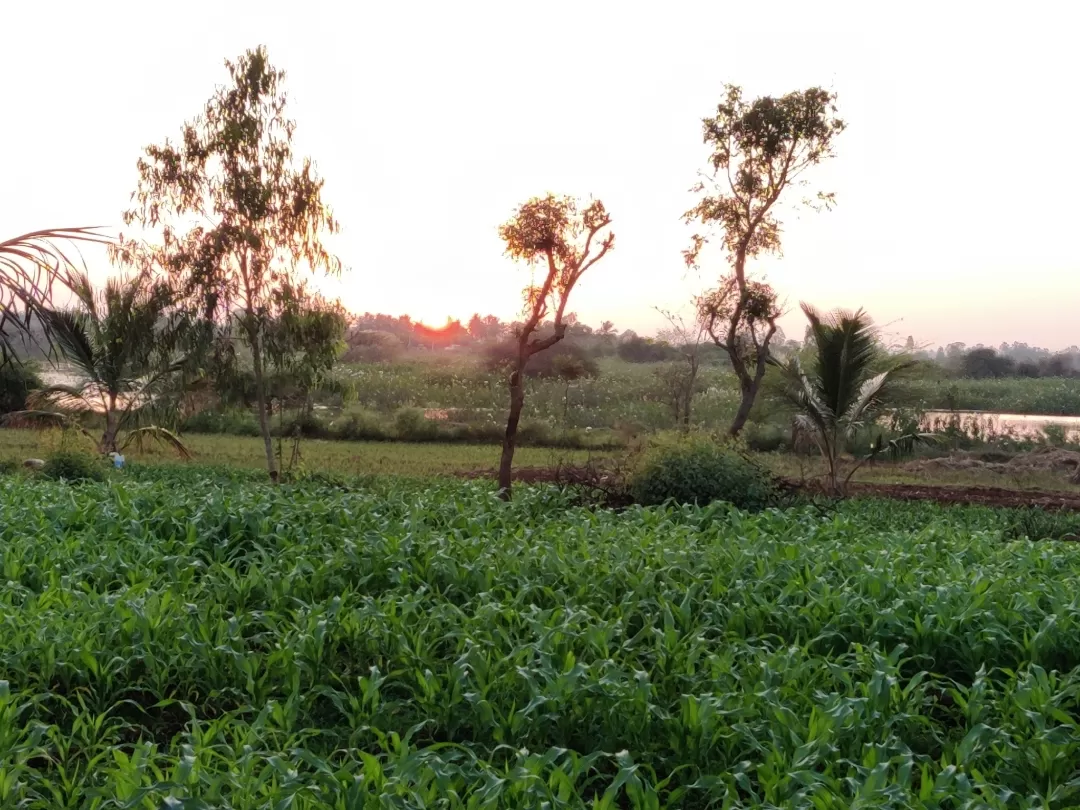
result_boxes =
[841,371,892,437]
[868,431,939,461]
[842,431,939,489]
[118,426,193,460]
[36,309,99,384]
[0,228,110,365]
[25,384,97,413]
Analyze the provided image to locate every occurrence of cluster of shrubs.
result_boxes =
[181,407,620,450]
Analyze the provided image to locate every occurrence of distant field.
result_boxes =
[0,428,595,477]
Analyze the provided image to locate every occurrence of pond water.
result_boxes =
[921,410,1080,441]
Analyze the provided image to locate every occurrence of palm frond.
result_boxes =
[792,413,829,456]
[843,371,891,425]
[867,431,939,462]
[38,308,99,380]
[801,303,879,417]
[118,426,193,460]
[0,228,110,365]
[25,384,96,412]
[779,355,835,426]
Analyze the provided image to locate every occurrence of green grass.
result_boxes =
[0,428,594,477]
[761,452,1080,493]
[2,467,1080,806]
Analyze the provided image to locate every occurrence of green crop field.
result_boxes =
[2,466,1080,807]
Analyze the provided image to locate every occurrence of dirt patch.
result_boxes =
[903,447,1080,479]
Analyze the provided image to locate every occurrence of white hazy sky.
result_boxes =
[3,1,1078,348]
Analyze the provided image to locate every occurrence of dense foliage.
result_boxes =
[1,469,1079,806]
[39,449,105,482]
[629,435,778,509]
[0,361,40,413]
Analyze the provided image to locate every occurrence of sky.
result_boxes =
[3,1,1078,349]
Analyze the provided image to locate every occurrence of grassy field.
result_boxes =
[8,425,1080,494]
[0,428,594,477]
[2,468,1080,806]
[761,452,1080,494]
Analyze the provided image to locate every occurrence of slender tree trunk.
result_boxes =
[249,329,279,482]
[498,363,526,501]
[100,396,119,454]
[728,383,757,437]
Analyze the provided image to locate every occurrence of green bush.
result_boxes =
[0,459,19,476]
[745,422,787,453]
[331,411,391,441]
[630,435,777,510]
[41,451,104,483]
[280,412,331,439]
[394,407,440,441]
[181,409,260,436]
[0,362,41,414]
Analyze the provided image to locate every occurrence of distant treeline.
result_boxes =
[925,341,1080,380]
[344,312,804,365]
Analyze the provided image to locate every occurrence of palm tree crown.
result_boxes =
[779,303,925,494]
[25,272,189,455]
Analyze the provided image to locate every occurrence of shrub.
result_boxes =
[745,422,787,453]
[41,450,104,483]
[629,435,777,510]
[0,362,41,414]
[394,407,440,441]
[341,330,404,364]
[279,412,331,439]
[181,409,260,436]
[617,335,676,363]
[0,459,19,476]
[483,340,599,379]
[332,411,391,441]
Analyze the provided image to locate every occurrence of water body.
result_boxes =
[922,410,1080,441]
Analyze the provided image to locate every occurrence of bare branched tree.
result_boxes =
[654,305,709,430]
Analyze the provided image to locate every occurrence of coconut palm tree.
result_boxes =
[777,303,932,495]
[14,271,191,457]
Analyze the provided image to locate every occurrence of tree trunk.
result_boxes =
[100,397,119,454]
[498,365,526,501]
[725,325,773,437]
[728,382,757,437]
[249,330,279,482]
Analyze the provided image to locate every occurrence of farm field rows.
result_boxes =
[2,468,1080,806]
